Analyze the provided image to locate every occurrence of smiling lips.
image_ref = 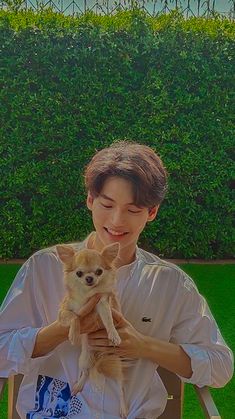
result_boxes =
[104,227,128,237]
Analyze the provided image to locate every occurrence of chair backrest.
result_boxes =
[158,366,184,419]
[8,374,23,419]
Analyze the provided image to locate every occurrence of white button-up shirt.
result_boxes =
[0,235,233,418]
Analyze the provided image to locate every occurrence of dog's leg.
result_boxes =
[59,309,81,345]
[59,308,77,327]
[72,334,92,395]
[96,296,121,346]
[69,316,81,346]
[119,381,128,419]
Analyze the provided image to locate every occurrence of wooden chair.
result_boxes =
[157,367,221,419]
[0,367,221,419]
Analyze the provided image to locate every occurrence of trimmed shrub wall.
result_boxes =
[0,9,234,259]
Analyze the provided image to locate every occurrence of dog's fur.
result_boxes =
[56,241,128,418]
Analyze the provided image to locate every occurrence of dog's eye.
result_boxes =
[76,271,83,278]
[95,269,103,276]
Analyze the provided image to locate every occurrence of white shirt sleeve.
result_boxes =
[0,255,53,376]
[170,272,234,388]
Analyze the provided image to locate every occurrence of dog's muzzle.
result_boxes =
[85,276,94,286]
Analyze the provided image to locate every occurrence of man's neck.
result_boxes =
[86,232,136,268]
[115,250,136,269]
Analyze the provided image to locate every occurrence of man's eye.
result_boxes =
[95,269,103,276]
[76,271,83,278]
[101,204,112,209]
[128,209,141,213]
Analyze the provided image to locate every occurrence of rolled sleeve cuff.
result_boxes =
[7,327,53,375]
[178,344,211,387]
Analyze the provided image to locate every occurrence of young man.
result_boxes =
[0,141,233,419]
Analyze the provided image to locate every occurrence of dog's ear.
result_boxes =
[56,245,75,264]
[101,242,120,265]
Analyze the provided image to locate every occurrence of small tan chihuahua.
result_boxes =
[56,241,128,418]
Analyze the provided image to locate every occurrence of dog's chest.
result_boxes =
[67,291,87,312]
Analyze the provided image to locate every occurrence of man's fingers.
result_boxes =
[77,294,101,317]
[111,308,127,326]
[89,338,110,346]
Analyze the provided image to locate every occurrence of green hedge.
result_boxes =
[0,9,234,259]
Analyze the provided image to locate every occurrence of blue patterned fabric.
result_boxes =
[26,375,83,418]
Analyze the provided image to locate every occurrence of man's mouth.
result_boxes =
[104,227,128,237]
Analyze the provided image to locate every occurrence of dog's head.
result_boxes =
[56,242,120,289]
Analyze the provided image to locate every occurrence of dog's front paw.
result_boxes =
[68,317,81,346]
[108,329,121,346]
[69,330,80,346]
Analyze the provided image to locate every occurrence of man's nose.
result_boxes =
[111,209,125,226]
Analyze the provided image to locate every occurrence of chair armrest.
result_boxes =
[0,377,7,400]
[194,385,221,419]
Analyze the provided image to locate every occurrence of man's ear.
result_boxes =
[86,192,94,211]
[147,205,159,222]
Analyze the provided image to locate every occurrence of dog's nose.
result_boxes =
[86,276,94,285]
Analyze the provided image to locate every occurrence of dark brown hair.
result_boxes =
[84,140,168,207]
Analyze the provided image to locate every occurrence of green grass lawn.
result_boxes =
[0,263,234,418]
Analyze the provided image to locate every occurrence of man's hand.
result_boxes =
[32,294,108,358]
[87,309,146,359]
[77,294,121,335]
[77,294,102,334]
[87,310,193,378]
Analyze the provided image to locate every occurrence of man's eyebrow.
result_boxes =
[100,193,141,207]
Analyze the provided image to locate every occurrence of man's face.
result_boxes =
[86,176,158,263]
